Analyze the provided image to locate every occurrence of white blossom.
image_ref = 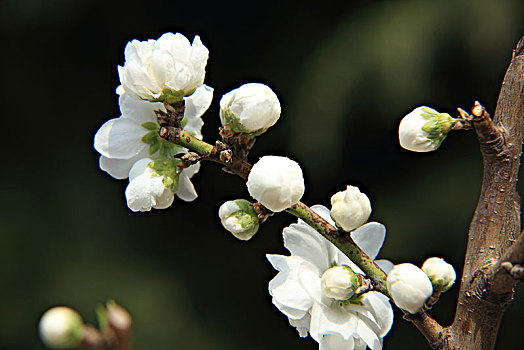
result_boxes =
[267,205,394,349]
[125,158,200,212]
[219,83,281,135]
[387,263,433,314]
[218,199,259,240]
[422,257,456,292]
[398,107,456,152]
[118,32,209,103]
[246,156,304,212]
[39,307,84,349]
[330,186,371,232]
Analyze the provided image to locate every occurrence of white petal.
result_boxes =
[350,222,385,260]
[283,223,333,272]
[128,158,152,181]
[99,148,149,179]
[320,334,355,350]
[308,204,337,227]
[120,93,164,124]
[125,172,165,212]
[183,85,213,138]
[375,259,394,274]
[288,313,311,338]
[361,292,393,337]
[175,171,198,202]
[310,302,358,342]
[153,187,175,209]
[354,319,381,350]
[94,117,147,159]
[267,255,314,319]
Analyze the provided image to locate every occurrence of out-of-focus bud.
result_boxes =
[218,199,260,241]
[321,265,360,301]
[398,107,456,152]
[219,83,281,136]
[246,156,305,212]
[387,263,433,314]
[39,307,84,349]
[422,257,456,292]
[330,185,371,232]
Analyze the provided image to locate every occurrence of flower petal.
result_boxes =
[288,313,311,338]
[375,259,394,274]
[120,93,164,124]
[94,117,147,159]
[175,171,198,202]
[361,292,393,337]
[310,302,358,342]
[183,84,213,138]
[267,255,314,319]
[350,222,385,260]
[283,222,333,272]
[99,147,149,179]
[320,334,355,350]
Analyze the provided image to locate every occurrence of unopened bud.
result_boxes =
[39,307,84,349]
[422,257,456,292]
[387,263,433,313]
[218,199,260,240]
[246,156,305,212]
[330,186,371,232]
[219,83,281,136]
[399,107,456,152]
[321,265,360,300]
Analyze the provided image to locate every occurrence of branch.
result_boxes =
[404,312,449,349]
[450,35,524,350]
[158,125,390,295]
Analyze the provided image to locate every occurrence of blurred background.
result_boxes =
[1,0,523,349]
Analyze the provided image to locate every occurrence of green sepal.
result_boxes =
[141,121,159,131]
[149,87,196,106]
[232,199,260,231]
[430,277,454,292]
[148,157,180,193]
[95,304,109,330]
[421,112,457,150]
[221,109,266,138]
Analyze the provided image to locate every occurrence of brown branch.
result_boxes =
[404,312,449,349]
[449,35,524,350]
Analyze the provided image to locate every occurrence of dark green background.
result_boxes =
[1,0,523,349]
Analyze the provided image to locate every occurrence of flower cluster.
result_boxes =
[94,32,213,211]
[267,205,394,349]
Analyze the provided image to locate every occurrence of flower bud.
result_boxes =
[218,199,260,240]
[321,265,360,300]
[422,257,456,292]
[398,107,456,152]
[39,307,84,349]
[387,263,433,313]
[246,156,305,212]
[330,186,371,231]
[219,83,281,136]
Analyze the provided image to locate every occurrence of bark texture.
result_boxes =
[423,35,524,350]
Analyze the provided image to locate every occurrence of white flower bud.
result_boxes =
[422,257,456,292]
[118,32,209,103]
[387,263,433,314]
[321,265,359,300]
[330,186,371,232]
[398,107,456,152]
[39,307,84,349]
[219,83,281,135]
[218,199,260,241]
[247,156,305,212]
